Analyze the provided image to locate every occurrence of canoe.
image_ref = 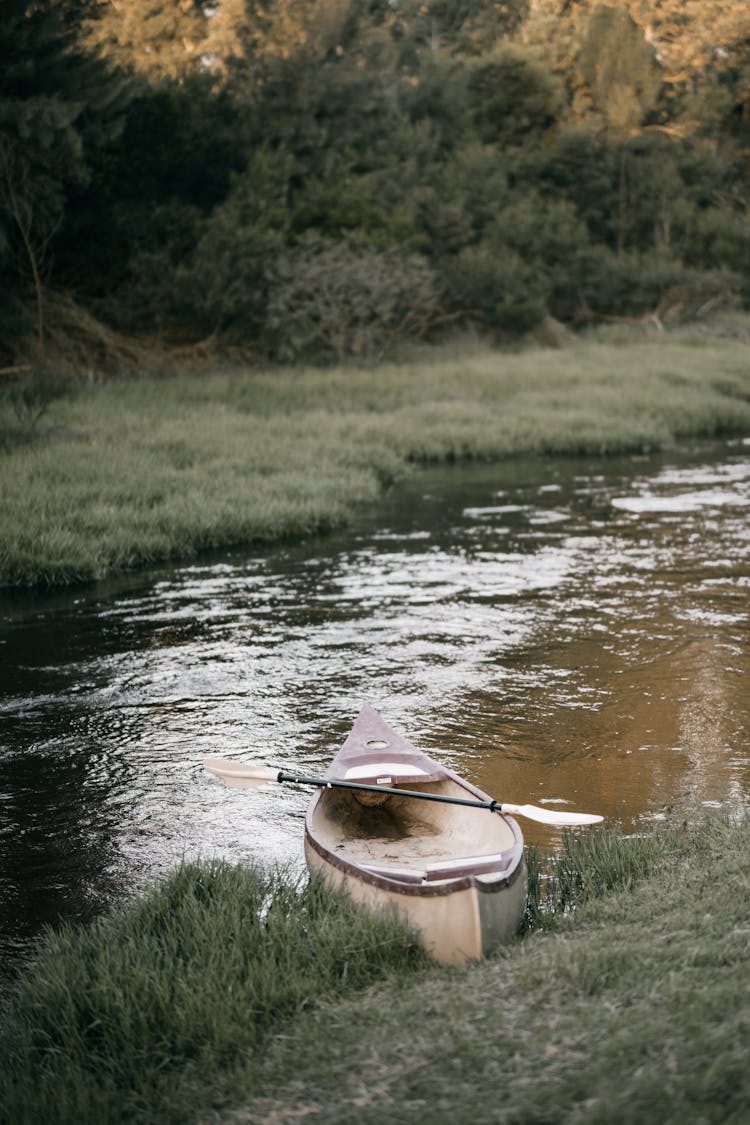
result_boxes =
[304,704,527,965]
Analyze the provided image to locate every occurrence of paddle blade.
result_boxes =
[204,758,279,789]
[502,802,603,827]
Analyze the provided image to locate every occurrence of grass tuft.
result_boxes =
[523,821,691,929]
[0,861,427,1125]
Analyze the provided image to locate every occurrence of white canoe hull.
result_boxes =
[303,705,527,965]
[305,831,527,965]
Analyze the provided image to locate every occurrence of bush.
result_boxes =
[3,365,71,431]
[265,233,442,363]
[576,248,740,322]
[440,241,549,338]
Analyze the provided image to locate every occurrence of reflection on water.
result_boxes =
[1,438,749,982]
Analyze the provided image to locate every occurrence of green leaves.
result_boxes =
[465,45,565,145]
[3,0,750,368]
[266,232,442,362]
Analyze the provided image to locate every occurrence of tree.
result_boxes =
[375,0,529,61]
[628,1,750,111]
[0,0,126,356]
[175,151,292,342]
[518,125,616,244]
[84,0,214,83]
[523,1,750,138]
[54,73,246,304]
[464,44,564,144]
[0,136,61,355]
[578,4,660,136]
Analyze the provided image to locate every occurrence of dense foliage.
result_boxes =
[2,0,750,366]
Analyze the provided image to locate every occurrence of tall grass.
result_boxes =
[2,332,750,588]
[225,815,750,1124]
[0,862,426,1125]
[523,821,690,929]
[3,818,748,1124]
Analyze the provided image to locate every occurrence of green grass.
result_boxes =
[2,818,748,1125]
[228,816,750,1125]
[523,818,690,930]
[2,330,750,588]
[0,863,428,1125]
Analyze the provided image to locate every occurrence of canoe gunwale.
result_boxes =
[304,823,525,897]
[304,762,525,900]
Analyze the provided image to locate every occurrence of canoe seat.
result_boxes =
[361,851,513,885]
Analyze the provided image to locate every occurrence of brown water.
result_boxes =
[1,438,749,982]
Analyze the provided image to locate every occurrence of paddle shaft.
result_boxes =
[277,769,503,812]
[204,757,603,824]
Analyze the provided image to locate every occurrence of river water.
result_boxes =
[2,438,749,983]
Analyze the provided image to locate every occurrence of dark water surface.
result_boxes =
[2,438,749,983]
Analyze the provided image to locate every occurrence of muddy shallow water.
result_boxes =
[2,437,749,981]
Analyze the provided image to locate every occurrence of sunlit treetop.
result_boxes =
[83,0,247,82]
[523,0,750,130]
[82,0,531,85]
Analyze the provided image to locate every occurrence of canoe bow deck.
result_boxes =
[304,705,527,965]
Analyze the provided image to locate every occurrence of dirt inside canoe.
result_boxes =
[308,778,519,878]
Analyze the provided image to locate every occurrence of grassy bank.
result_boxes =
[243,816,750,1125]
[2,817,748,1124]
[0,863,428,1125]
[2,328,750,589]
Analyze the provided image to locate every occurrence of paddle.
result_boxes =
[203,758,604,827]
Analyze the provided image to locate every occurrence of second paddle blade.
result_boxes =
[204,758,279,789]
[502,802,604,827]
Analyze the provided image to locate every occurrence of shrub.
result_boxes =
[265,233,442,363]
[576,248,740,322]
[4,365,71,431]
[440,241,549,338]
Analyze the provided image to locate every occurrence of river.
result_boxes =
[2,437,749,984]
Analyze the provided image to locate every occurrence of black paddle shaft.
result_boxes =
[276,770,503,812]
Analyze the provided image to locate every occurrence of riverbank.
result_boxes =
[1,816,748,1124]
[2,325,750,590]
[246,815,750,1125]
